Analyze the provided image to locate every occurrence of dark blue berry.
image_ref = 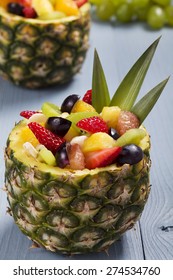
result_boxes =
[55,145,69,168]
[7,3,24,16]
[61,94,80,113]
[46,117,71,137]
[117,144,143,165]
[109,127,120,140]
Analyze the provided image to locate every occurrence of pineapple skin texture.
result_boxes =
[4,121,151,254]
[0,4,90,89]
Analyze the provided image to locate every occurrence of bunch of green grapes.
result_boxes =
[90,0,173,29]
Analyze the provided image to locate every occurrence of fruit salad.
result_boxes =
[0,0,88,19]
[20,92,147,170]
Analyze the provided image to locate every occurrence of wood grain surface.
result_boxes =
[0,20,173,260]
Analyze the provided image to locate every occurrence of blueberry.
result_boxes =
[7,3,24,16]
[109,127,120,140]
[46,117,71,137]
[117,144,144,165]
[55,145,69,168]
[61,94,80,113]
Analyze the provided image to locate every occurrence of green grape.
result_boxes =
[135,5,150,21]
[147,5,166,28]
[152,0,171,7]
[131,0,150,9]
[89,0,102,5]
[165,5,173,26]
[115,3,133,22]
[96,0,116,20]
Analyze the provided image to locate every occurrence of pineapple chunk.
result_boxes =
[32,0,54,17]
[19,126,39,147]
[71,100,96,113]
[101,106,121,129]
[54,0,80,16]
[82,132,115,153]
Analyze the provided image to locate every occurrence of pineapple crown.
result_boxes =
[92,37,169,124]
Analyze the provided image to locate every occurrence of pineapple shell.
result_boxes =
[0,4,90,88]
[4,120,151,254]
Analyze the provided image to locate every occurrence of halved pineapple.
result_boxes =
[0,1,90,88]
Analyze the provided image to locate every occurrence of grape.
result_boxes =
[46,117,72,137]
[165,5,173,26]
[147,5,166,29]
[96,0,115,21]
[116,3,133,23]
[61,94,80,113]
[152,0,171,7]
[117,144,144,165]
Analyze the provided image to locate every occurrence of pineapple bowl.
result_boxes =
[4,38,169,254]
[0,0,90,88]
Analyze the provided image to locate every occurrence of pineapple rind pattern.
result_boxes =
[4,121,151,254]
[0,4,90,88]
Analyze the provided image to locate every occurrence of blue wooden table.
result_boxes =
[0,19,173,260]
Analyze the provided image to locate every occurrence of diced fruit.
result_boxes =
[55,0,80,16]
[82,132,116,153]
[28,122,65,154]
[19,0,32,7]
[7,3,24,16]
[67,111,98,125]
[0,0,18,9]
[117,144,144,165]
[55,144,69,168]
[41,102,61,117]
[28,113,47,124]
[23,142,38,158]
[85,146,122,169]
[39,11,65,20]
[101,106,121,129]
[115,128,146,147]
[70,135,88,147]
[61,94,80,113]
[116,111,140,135]
[108,127,120,140]
[32,0,54,17]
[20,110,38,119]
[19,126,39,147]
[38,146,56,166]
[71,100,96,113]
[74,0,88,8]
[64,126,79,141]
[46,117,72,137]
[23,7,37,18]
[67,143,85,170]
[82,89,92,104]
[76,116,108,134]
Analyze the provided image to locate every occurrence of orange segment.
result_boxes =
[54,0,80,16]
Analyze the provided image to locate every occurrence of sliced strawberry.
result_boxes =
[28,122,65,154]
[74,0,88,8]
[82,89,92,105]
[23,7,37,18]
[76,116,108,134]
[85,146,122,169]
[20,110,38,119]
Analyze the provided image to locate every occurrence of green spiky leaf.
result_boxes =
[131,77,169,123]
[92,49,110,113]
[110,37,161,110]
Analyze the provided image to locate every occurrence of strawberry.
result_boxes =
[20,110,38,119]
[23,7,37,18]
[76,116,108,133]
[74,0,88,8]
[28,122,65,154]
[85,146,122,169]
[82,89,92,105]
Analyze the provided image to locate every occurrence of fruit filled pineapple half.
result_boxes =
[4,38,169,254]
[0,0,90,88]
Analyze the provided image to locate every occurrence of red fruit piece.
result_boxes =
[116,111,140,135]
[82,89,92,105]
[23,7,37,18]
[20,110,38,119]
[77,116,108,134]
[74,0,88,8]
[19,0,32,7]
[28,122,65,154]
[67,143,85,170]
[85,146,122,169]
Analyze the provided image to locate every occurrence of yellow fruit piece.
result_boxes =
[32,0,54,17]
[71,100,96,113]
[82,132,116,153]
[101,106,121,129]
[19,126,39,147]
[0,0,18,9]
[64,126,79,141]
[55,0,80,16]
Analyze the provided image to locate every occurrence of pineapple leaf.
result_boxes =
[110,37,161,110]
[92,49,110,113]
[131,77,169,124]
